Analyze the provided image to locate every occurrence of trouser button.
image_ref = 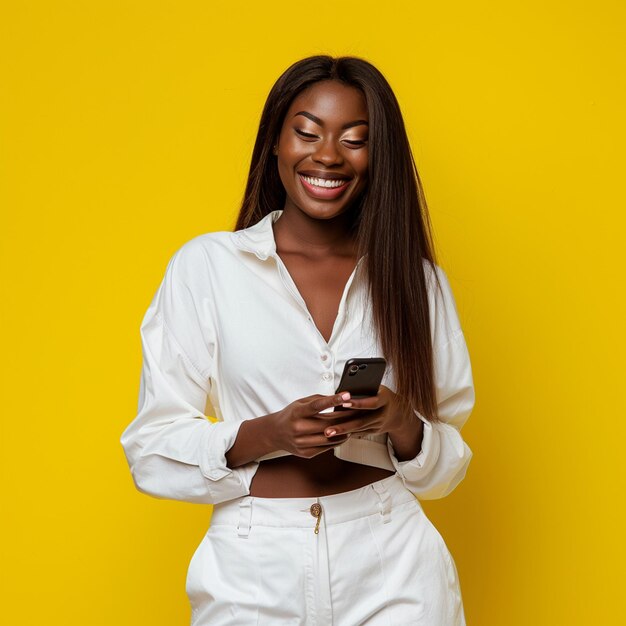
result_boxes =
[310,503,322,534]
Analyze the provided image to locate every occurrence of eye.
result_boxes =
[294,128,368,148]
[295,129,317,139]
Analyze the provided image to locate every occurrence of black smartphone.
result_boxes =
[333,357,387,411]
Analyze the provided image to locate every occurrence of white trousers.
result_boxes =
[186,473,465,625]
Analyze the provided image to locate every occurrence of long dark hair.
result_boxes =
[234,55,446,424]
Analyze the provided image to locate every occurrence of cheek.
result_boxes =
[277,150,295,176]
[355,165,369,188]
[276,160,301,200]
[281,134,308,158]
[278,145,305,175]
[354,152,368,176]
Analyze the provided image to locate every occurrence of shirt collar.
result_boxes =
[231,209,283,261]
[231,208,367,269]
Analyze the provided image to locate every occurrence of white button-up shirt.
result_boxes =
[120,209,475,505]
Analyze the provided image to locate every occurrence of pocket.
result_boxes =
[419,513,465,622]
[186,524,262,624]
[185,532,209,605]
[362,499,446,624]
[426,517,449,555]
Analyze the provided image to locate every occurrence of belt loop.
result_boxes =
[237,497,252,538]
[372,481,392,524]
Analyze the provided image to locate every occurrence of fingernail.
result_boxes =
[341,392,351,401]
[326,429,337,437]
[342,402,352,407]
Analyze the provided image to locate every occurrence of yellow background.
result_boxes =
[1,1,624,624]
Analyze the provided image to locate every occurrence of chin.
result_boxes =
[299,204,350,220]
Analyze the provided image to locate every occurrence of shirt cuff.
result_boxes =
[197,420,259,504]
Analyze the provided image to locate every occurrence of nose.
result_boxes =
[312,138,344,166]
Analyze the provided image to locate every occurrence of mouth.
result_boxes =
[297,173,353,200]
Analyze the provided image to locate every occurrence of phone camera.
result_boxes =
[349,363,368,376]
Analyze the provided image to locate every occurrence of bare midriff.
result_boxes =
[248,450,395,497]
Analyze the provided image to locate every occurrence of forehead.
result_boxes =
[285,80,368,122]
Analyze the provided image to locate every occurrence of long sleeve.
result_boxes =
[120,240,258,505]
[386,264,475,500]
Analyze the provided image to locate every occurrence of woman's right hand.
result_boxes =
[269,392,360,459]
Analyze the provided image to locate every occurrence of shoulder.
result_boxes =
[421,258,448,286]
[164,230,238,283]
[421,259,464,345]
[171,229,235,263]
[421,258,454,300]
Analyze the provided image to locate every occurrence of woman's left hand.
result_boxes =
[321,385,425,461]
[321,384,411,438]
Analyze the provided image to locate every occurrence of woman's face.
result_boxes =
[274,80,369,220]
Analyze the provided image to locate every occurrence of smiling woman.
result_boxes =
[275,81,369,207]
[121,54,475,625]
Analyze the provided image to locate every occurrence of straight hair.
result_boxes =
[234,55,446,424]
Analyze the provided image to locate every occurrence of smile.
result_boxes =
[298,173,352,199]
[300,175,349,188]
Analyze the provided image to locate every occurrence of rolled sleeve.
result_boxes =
[387,407,473,500]
[120,241,258,505]
[387,412,440,481]
[387,265,476,500]
[199,419,247,481]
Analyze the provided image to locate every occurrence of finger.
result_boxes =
[308,392,352,415]
[292,411,364,437]
[296,433,351,448]
[311,410,368,429]
[318,409,369,426]
[322,419,378,438]
[320,409,378,430]
[338,395,381,411]
[316,407,365,419]
[307,402,359,420]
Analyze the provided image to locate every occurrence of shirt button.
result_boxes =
[322,372,332,381]
[321,354,328,361]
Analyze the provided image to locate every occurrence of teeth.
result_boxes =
[301,175,348,189]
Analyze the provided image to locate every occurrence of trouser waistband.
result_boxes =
[209,473,419,537]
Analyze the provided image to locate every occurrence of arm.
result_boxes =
[386,412,424,461]
[224,413,280,468]
[386,265,475,500]
[120,240,262,505]
[387,413,424,461]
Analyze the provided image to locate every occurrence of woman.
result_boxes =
[121,55,475,625]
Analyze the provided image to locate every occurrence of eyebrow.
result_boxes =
[293,111,369,130]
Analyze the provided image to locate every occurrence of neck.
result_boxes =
[273,206,358,259]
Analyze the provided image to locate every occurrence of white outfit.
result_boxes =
[187,474,464,625]
[120,208,476,624]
